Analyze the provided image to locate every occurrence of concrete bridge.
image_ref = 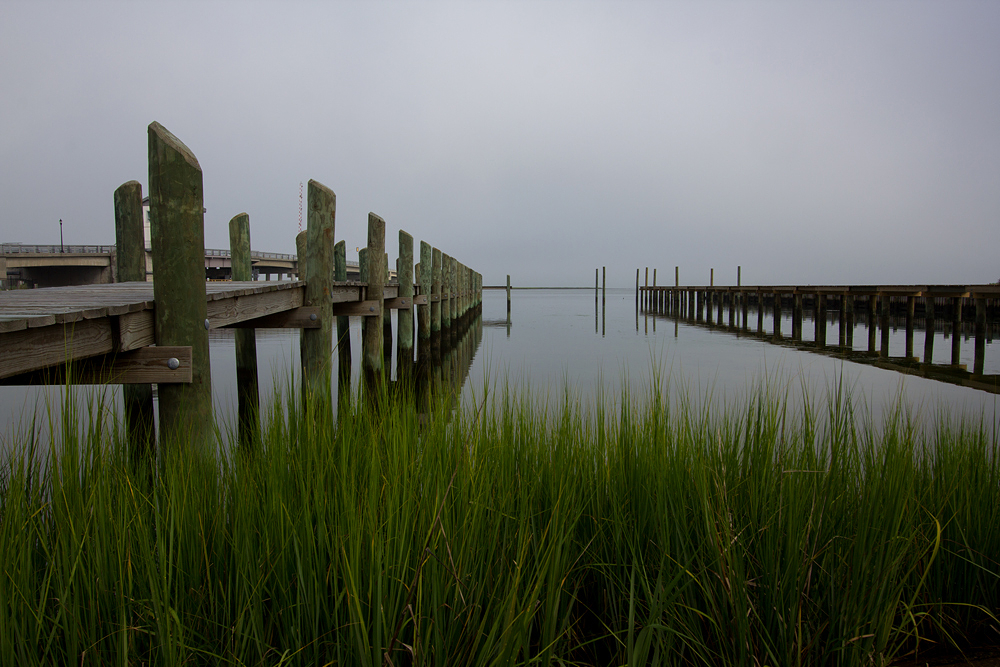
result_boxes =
[1,243,363,288]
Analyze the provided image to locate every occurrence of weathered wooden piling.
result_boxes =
[295,230,308,281]
[838,295,848,347]
[418,241,432,356]
[816,294,827,346]
[431,247,442,336]
[507,274,511,318]
[301,180,336,403]
[924,297,936,363]
[362,214,386,380]
[635,269,639,309]
[845,295,855,348]
[397,231,414,376]
[905,296,915,358]
[880,295,891,358]
[975,297,986,375]
[442,253,452,331]
[951,297,962,366]
[334,240,351,387]
[229,212,259,449]
[792,293,803,341]
[114,180,154,455]
[147,121,213,446]
[773,292,782,338]
[867,296,877,353]
[602,266,606,305]
[383,252,392,371]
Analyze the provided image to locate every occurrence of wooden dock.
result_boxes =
[0,279,438,384]
[0,121,483,454]
[638,278,1000,389]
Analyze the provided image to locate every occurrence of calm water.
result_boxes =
[3,287,998,445]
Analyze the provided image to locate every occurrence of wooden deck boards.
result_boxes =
[0,280,404,380]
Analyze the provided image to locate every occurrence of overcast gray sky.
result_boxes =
[2,1,998,287]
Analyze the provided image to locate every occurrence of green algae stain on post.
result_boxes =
[301,180,336,404]
[229,212,260,450]
[418,241,432,342]
[397,230,414,371]
[295,230,307,281]
[362,213,386,379]
[147,121,213,447]
[114,179,154,457]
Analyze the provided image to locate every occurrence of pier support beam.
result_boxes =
[397,231,414,378]
[229,212,259,450]
[362,214,386,383]
[975,297,986,375]
[951,297,962,366]
[924,297,936,364]
[905,296,915,358]
[147,121,213,447]
[301,180,336,404]
[114,179,154,457]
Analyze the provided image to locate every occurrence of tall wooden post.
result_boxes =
[362,214,386,380]
[644,267,649,310]
[816,294,827,346]
[507,274,511,318]
[334,240,351,388]
[229,212,259,450]
[383,252,392,370]
[757,291,764,333]
[147,122,213,447]
[301,180,336,404]
[442,252,453,332]
[635,269,639,310]
[114,180,154,456]
[602,266,606,305]
[867,296,877,353]
[295,231,307,281]
[431,247,442,336]
[418,241,432,360]
[397,231,414,377]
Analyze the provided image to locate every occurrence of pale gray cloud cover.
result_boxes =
[2,0,998,287]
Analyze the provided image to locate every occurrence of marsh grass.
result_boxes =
[0,373,998,666]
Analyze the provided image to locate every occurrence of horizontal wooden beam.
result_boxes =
[0,346,192,385]
[225,307,320,329]
[331,300,380,317]
[384,297,414,310]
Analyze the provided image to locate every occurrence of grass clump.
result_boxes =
[0,376,998,665]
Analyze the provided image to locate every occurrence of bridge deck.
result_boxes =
[0,280,405,381]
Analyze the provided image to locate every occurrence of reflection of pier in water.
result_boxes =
[410,308,483,415]
[636,285,1000,394]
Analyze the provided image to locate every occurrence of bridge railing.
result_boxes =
[2,244,359,267]
[2,243,116,254]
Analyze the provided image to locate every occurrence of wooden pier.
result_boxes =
[639,276,1000,391]
[0,122,482,452]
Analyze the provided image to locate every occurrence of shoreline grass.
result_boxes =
[1,375,998,666]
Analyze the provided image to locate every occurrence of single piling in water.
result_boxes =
[839,295,848,347]
[507,274,511,318]
[397,231,414,377]
[229,212,260,450]
[845,295,855,348]
[301,180,336,404]
[334,240,351,388]
[362,214,386,382]
[147,121,213,447]
[114,179,155,456]
[816,294,827,346]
